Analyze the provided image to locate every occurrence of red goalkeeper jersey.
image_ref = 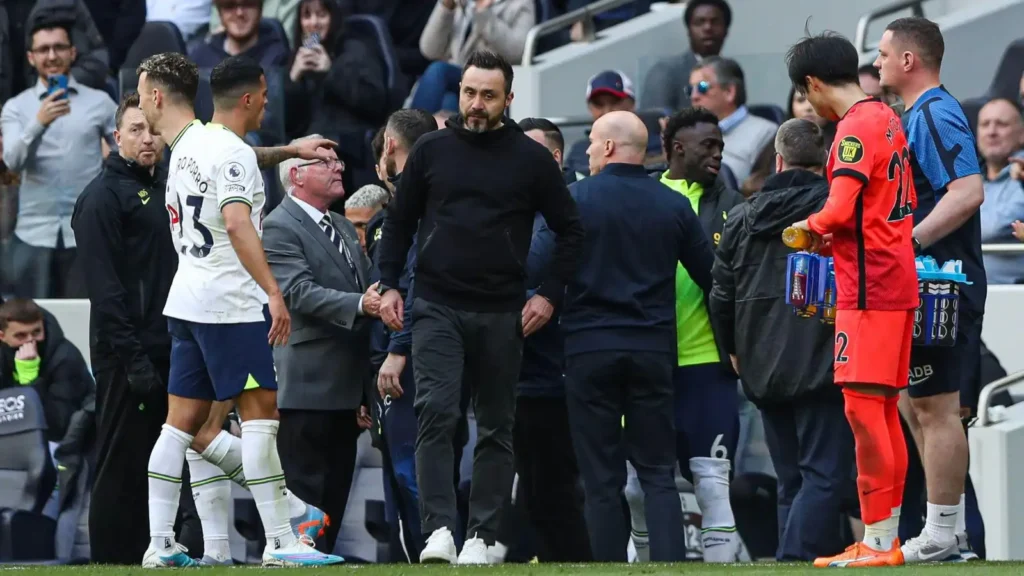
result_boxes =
[808,99,919,311]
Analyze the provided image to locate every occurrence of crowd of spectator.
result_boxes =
[0,0,1021,566]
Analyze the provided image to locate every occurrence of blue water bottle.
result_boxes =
[914,257,970,347]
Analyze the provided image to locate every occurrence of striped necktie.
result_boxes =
[320,214,362,290]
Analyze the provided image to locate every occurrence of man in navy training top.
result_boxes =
[874,16,986,564]
[560,110,715,563]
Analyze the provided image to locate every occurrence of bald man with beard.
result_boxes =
[559,111,716,562]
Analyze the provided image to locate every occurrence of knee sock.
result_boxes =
[842,389,896,551]
[149,424,193,552]
[885,395,907,528]
[203,429,307,518]
[240,420,296,549]
[690,457,738,561]
[186,449,232,561]
[624,473,649,562]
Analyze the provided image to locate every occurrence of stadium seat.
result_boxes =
[748,103,786,126]
[986,38,1024,101]
[344,14,409,116]
[961,96,986,136]
[0,388,57,562]
[117,21,188,99]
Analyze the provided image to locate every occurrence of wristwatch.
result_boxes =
[912,236,922,256]
[377,283,392,296]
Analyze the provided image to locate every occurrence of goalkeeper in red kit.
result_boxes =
[785,32,920,568]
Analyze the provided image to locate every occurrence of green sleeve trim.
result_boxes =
[13,357,40,385]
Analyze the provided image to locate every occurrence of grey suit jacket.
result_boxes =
[263,195,371,411]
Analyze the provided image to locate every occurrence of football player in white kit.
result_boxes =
[136,53,342,567]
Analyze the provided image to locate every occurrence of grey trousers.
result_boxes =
[411,298,524,542]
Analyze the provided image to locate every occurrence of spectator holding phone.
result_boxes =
[0,16,115,299]
[285,0,389,187]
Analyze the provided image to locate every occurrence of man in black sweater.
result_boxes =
[71,92,203,564]
[376,50,585,564]
[709,118,854,561]
[560,110,714,562]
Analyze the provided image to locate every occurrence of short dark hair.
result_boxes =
[518,117,565,155]
[857,64,880,80]
[775,118,825,168]
[981,97,1024,121]
[662,107,720,161]
[210,56,265,108]
[786,32,860,92]
[137,52,199,105]
[27,16,72,48]
[683,0,732,28]
[885,17,944,71]
[462,50,514,95]
[386,109,437,151]
[371,126,386,162]
[698,56,747,107]
[115,92,141,129]
[0,299,43,331]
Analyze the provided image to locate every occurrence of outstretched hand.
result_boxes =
[292,138,338,161]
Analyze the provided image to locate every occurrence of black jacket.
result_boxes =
[378,116,585,312]
[71,155,177,371]
[561,163,714,356]
[708,169,838,406]
[0,310,94,444]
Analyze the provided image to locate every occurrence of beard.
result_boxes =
[462,108,502,133]
[385,157,397,179]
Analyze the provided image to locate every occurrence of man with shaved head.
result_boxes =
[560,110,716,562]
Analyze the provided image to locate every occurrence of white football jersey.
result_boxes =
[163,120,268,324]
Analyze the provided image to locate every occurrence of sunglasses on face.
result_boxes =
[685,80,714,98]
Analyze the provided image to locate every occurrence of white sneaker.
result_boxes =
[701,527,742,563]
[142,541,202,568]
[458,535,489,565]
[957,532,980,561]
[900,535,962,563]
[262,536,344,567]
[419,527,457,564]
[486,541,508,564]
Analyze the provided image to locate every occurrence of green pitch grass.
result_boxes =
[5,563,1024,575]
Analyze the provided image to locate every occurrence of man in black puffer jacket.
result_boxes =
[709,118,855,562]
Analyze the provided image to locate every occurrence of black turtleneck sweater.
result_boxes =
[71,154,177,370]
[377,116,585,312]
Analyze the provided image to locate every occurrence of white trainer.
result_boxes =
[702,527,742,562]
[142,541,201,568]
[901,535,962,563]
[419,527,457,564]
[458,535,488,565]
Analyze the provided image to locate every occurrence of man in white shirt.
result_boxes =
[135,52,341,567]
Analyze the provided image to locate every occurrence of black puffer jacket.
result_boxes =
[709,169,839,407]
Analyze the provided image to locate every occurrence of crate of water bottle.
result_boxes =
[913,256,971,347]
[786,252,829,318]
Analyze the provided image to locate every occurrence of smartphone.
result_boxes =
[303,32,321,49]
[47,74,68,100]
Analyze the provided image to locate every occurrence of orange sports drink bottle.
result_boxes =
[782,227,812,250]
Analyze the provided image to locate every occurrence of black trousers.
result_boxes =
[513,395,592,562]
[760,394,855,561]
[565,350,686,562]
[89,360,202,564]
[278,409,363,552]
[411,299,523,541]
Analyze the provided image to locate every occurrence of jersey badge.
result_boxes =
[225,162,246,183]
[837,136,864,164]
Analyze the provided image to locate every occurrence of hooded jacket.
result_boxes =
[377,115,584,312]
[72,154,176,372]
[708,169,838,406]
[0,310,94,444]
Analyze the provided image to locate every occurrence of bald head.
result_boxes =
[587,111,648,174]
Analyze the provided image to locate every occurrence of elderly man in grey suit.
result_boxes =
[263,135,382,552]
